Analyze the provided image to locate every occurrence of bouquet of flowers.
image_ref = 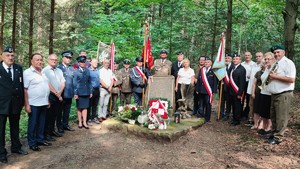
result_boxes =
[116,104,142,121]
[144,100,169,130]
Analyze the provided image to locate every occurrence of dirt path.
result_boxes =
[2,109,300,169]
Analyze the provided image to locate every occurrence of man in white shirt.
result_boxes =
[241,52,255,121]
[267,45,296,145]
[98,59,113,122]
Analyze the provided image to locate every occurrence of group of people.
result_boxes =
[0,44,296,163]
[219,45,296,145]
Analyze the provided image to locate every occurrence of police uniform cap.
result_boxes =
[62,50,73,58]
[176,51,184,55]
[123,59,131,64]
[270,45,285,53]
[3,46,14,53]
[77,55,86,62]
[160,49,168,54]
[225,53,232,58]
[135,56,143,62]
[232,52,240,58]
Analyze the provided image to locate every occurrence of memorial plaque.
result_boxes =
[146,76,175,112]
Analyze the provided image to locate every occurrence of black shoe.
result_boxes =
[11,149,28,155]
[240,116,248,121]
[222,116,229,121]
[51,131,62,137]
[257,129,267,135]
[83,125,89,129]
[0,157,7,163]
[64,126,75,131]
[268,138,281,145]
[262,134,274,140]
[29,146,41,151]
[58,128,64,134]
[45,134,56,142]
[244,121,254,127]
[37,141,52,146]
[230,121,240,126]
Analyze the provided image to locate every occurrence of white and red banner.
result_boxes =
[201,68,213,103]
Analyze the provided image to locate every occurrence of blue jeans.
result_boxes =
[27,105,47,147]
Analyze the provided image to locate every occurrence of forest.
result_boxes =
[0,0,299,83]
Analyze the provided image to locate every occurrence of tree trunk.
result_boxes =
[29,0,34,66]
[283,0,300,60]
[226,0,232,54]
[169,1,173,55]
[12,0,19,50]
[211,0,219,59]
[0,0,5,53]
[49,0,55,54]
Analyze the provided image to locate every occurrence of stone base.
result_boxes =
[101,117,205,142]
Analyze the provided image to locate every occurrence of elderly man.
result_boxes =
[98,59,113,122]
[57,51,75,132]
[43,54,65,139]
[119,59,133,105]
[171,51,185,109]
[87,58,101,125]
[0,47,28,163]
[24,53,50,151]
[241,52,255,121]
[110,60,122,114]
[153,49,172,76]
[192,56,206,115]
[229,53,246,126]
[267,45,296,145]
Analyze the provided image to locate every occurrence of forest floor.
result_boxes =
[1,94,300,169]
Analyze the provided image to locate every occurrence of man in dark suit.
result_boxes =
[228,53,246,126]
[195,58,218,122]
[171,51,184,109]
[130,57,151,107]
[0,46,28,163]
[220,53,234,121]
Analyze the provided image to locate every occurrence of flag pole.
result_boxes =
[142,22,148,109]
[218,82,223,121]
[109,40,114,113]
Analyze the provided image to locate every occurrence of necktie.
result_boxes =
[226,64,229,71]
[8,67,12,79]
[178,63,181,67]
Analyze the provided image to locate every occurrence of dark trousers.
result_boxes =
[197,94,211,122]
[120,92,132,106]
[0,114,22,158]
[220,90,232,118]
[88,88,100,120]
[28,105,47,147]
[193,91,199,114]
[133,92,142,107]
[175,84,182,109]
[45,94,62,134]
[62,98,72,128]
[230,94,242,123]
[241,82,250,118]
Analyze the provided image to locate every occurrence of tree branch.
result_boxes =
[238,0,249,10]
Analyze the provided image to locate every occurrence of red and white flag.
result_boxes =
[110,41,115,72]
[142,24,154,69]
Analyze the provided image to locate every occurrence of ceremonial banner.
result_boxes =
[110,42,115,72]
[142,24,154,69]
[212,34,226,81]
[97,41,111,62]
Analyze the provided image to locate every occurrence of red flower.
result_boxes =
[131,107,136,111]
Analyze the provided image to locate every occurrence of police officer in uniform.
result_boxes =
[153,49,172,76]
[0,47,28,163]
[57,51,75,132]
[119,59,132,105]
[130,57,151,106]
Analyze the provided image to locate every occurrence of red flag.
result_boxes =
[110,42,115,72]
[142,23,154,69]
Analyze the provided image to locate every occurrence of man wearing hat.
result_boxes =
[130,57,151,106]
[267,45,296,144]
[42,54,65,139]
[220,53,234,120]
[119,59,132,105]
[110,60,122,114]
[228,53,246,126]
[57,51,76,133]
[0,46,28,163]
[153,49,172,76]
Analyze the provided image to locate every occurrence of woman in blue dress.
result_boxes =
[73,56,92,129]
